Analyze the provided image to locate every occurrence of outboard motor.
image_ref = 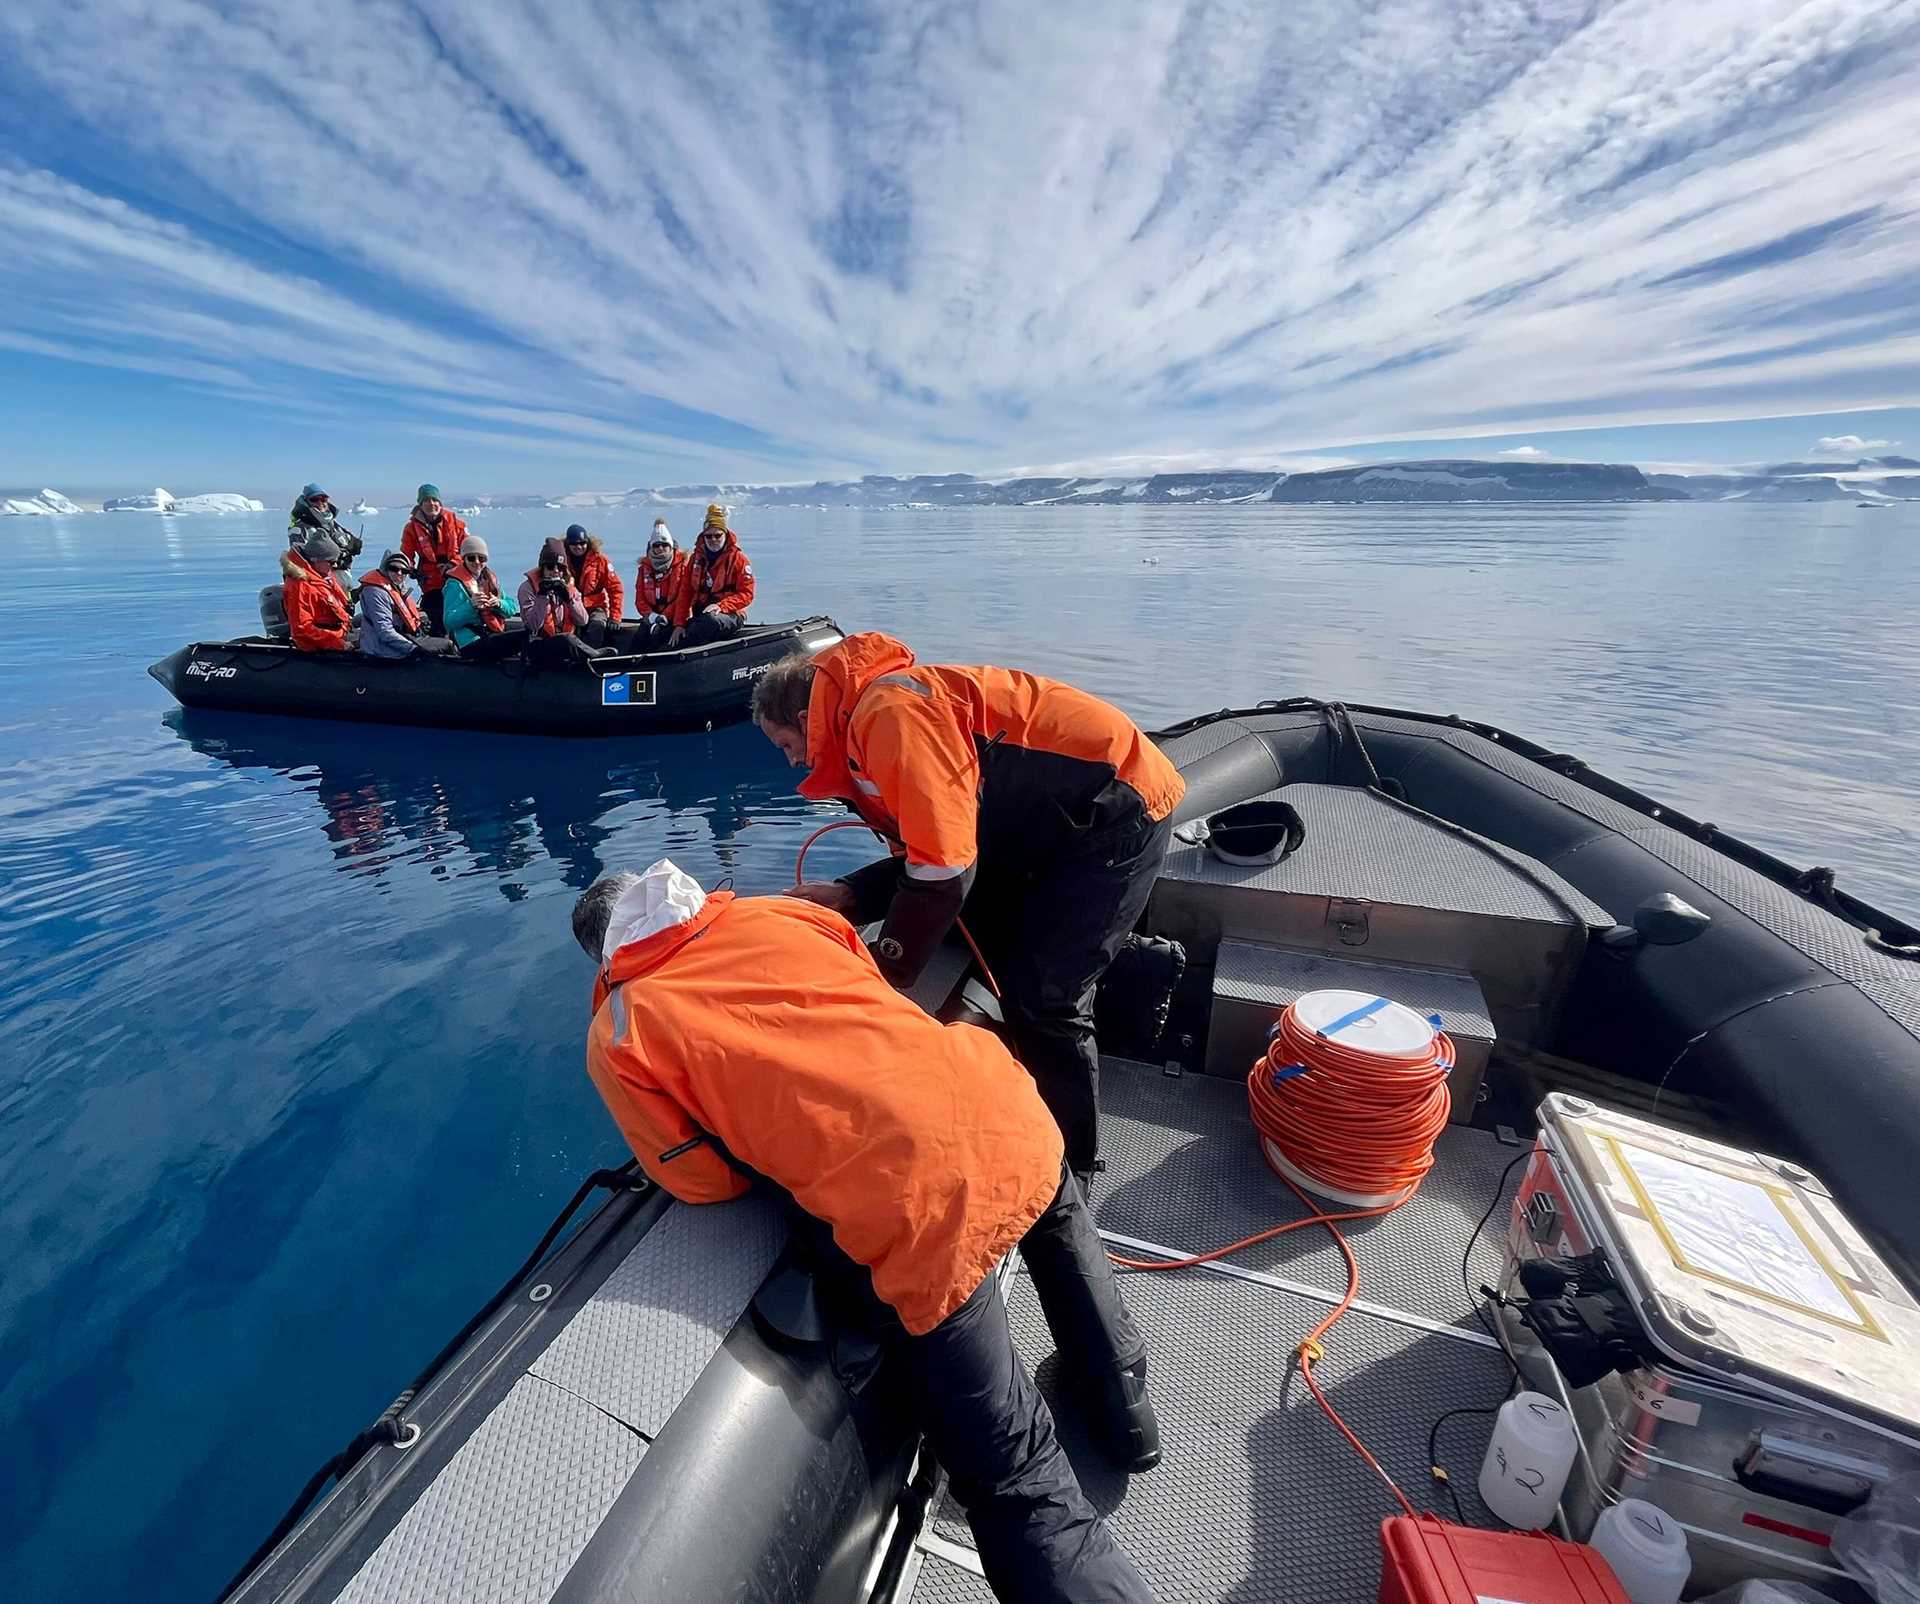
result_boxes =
[257,584,290,639]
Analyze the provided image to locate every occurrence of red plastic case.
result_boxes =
[1378,1517,1631,1604]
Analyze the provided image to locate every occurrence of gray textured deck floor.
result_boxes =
[913,1057,1525,1604]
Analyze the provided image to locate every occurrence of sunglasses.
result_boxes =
[384,565,408,576]
[649,539,671,550]
[464,553,486,565]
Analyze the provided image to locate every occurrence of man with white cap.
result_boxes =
[571,861,1160,1604]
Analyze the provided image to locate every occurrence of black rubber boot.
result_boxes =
[1097,1358,1162,1473]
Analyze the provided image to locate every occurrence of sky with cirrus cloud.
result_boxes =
[2,0,1919,496]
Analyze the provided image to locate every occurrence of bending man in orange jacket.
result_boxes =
[572,861,1159,1604]
[752,633,1184,1185]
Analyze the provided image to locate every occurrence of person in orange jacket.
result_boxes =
[400,484,467,636]
[560,524,623,646]
[672,503,753,647]
[629,518,689,651]
[752,634,1185,1187]
[571,861,1159,1604]
[280,533,356,652]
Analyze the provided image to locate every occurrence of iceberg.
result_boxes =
[103,488,263,513]
[350,501,380,516]
[171,492,265,514]
[1,488,84,515]
[104,488,175,511]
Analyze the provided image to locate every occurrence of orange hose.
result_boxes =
[1250,1004,1453,1202]
[1109,996,1456,1518]
[793,818,1001,998]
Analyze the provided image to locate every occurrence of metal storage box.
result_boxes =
[1499,1094,1920,1598]
[1206,939,1495,1121]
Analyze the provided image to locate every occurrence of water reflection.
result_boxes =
[168,710,806,896]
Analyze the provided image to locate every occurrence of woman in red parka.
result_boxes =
[561,524,623,647]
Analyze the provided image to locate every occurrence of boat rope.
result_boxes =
[217,1162,639,1601]
[1316,701,1608,936]
[1109,998,1454,1519]
[1795,866,1920,959]
[794,819,1001,998]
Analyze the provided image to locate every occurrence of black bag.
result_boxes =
[1095,933,1187,1060]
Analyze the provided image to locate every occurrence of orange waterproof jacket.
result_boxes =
[281,549,353,651]
[797,632,1185,880]
[567,544,623,619]
[585,892,1063,1335]
[686,529,754,615]
[633,551,691,624]
[401,507,467,593]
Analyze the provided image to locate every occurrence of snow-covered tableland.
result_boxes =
[1,489,84,515]
[102,488,265,514]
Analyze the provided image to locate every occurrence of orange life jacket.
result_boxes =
[281,549,353,652]
[634,551,690,623]
[523,567,579,636]
[357,568,423,634]
[444,566,507,632]
[688,528,754,614]
[797,632,1185,877]
[585,893,1063,1335]
[565,546,623,618]
[401,508,467,592]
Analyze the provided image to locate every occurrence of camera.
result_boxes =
[540,573,569,594]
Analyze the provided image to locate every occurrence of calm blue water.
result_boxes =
[3,501,1917,1601]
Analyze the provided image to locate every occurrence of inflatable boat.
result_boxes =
[148,616,842,735]
[219,698,1920,1604]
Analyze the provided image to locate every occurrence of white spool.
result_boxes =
[1289,990,1437,1058]
[1266,991,1439,1207]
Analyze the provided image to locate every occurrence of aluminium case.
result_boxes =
[1501,1093,1920,1597]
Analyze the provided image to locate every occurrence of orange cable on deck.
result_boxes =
[1109,995,1456,1518]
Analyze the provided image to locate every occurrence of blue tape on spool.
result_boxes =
[1316,995,1391,1039]
[1271,1064,1308,1083]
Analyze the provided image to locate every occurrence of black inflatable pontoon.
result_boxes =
[218,698,1920,1604]
[148,616,843,735]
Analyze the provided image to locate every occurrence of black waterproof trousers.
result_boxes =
[965,812,1174,1176]
[905,1169,1153,1604]
[523,632,608,668]
[681,609,744,646]
[422,588,447,636]
[457,622,529,661]
[622,616,673,653]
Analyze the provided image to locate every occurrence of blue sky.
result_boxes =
[2,0,1918,497]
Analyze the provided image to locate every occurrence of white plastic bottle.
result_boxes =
[1477,1391,1577,1529]
[1589,1498,1690,1604]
